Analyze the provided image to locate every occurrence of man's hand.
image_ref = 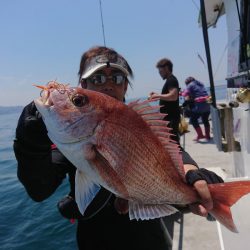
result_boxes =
[15,101,52,147]
[189,179,213,216]
[148,91,160,100]
[185,168,224,217]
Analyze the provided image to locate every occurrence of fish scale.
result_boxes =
[95,116,192,204]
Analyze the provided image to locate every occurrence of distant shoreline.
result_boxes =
[0,106,23,115]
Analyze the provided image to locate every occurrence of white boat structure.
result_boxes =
[200,0,250,249]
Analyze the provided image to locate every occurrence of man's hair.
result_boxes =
[78,46,133,84]
[185,76,195,85]
[156,58,173,72]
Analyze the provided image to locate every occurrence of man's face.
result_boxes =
[158,65,170,80]
[81,67,128,101]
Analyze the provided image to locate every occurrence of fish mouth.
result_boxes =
[42,92,53,106]
[34,95,49,107]
[34,81,71,107]
[33,85,54,107]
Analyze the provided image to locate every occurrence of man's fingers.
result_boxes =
[193,180,213,211]
[189,204,208,217]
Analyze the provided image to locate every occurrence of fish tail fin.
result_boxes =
[208,180,250,233]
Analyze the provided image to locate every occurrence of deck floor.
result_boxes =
[171,123,232,250]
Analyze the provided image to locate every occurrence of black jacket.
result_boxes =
[13,101,198,250]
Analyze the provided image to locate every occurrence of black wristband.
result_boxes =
[186,168,224,186]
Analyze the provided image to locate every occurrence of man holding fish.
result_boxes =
[15,46,242,250]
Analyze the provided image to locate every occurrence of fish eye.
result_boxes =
[71,94,88,107]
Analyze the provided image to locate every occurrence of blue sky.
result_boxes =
[0,0,227,106]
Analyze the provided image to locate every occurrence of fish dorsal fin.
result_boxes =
[128,201,178,220]
[128,99,185,179]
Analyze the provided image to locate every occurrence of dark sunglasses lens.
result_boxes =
[89,74,105,85]
[113,75,125,84]
[86,73,126,85]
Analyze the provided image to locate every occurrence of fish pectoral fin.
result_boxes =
[128,201,178,220]
[75,169,101,215]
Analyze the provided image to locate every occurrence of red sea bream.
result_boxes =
[34,82,250,233]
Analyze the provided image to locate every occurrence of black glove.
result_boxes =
[186,168,224,221]
[15,101,52,149]
[57,196,83,220]
[58,188,113,221]
[185,168,224,185]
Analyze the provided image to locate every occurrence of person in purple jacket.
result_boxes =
[182,77,211,141]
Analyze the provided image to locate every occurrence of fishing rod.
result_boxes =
[99,0,106,46]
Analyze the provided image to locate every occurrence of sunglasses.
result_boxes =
[84,73,127,86]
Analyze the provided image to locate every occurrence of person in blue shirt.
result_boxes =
[182,76,211,141]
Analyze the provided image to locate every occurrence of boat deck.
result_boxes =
[171,123,232,250]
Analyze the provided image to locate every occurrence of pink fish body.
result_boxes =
[34,82,250,233]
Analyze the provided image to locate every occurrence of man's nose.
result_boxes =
[102,81,114,91]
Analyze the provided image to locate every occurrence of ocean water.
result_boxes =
[0,85,227,250]
[0,113,77,250]
[207,84,227,101]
